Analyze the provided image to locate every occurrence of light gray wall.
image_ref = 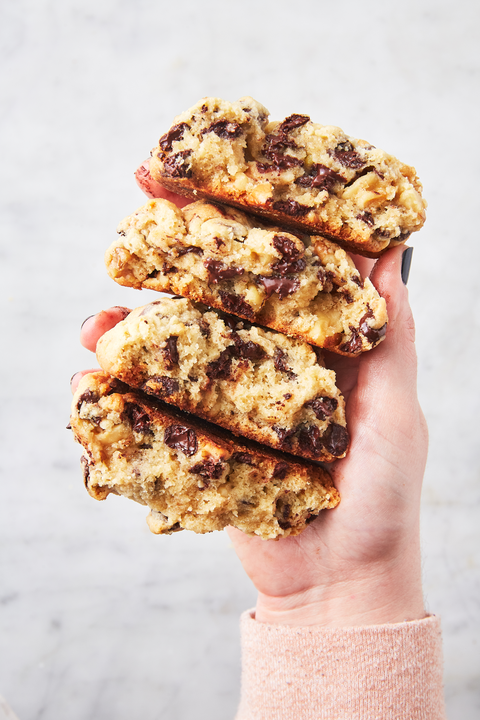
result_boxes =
[1,1,479,718]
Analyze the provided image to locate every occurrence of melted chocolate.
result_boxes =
[162,150,192,178]
[205,258,244,284]
[271,199,312,217]
[307,396,338,421]
[189,458,225,479]
[164,336,179,365]
[333,141,365,169]
[123,403,152,434]
[231,452,255,466]
[322,423,349,457]
[206,120,243,139]
[277,114,310,134]
[177,245,204,257]
[218,291,255,319]
[296,163,345,191]
[159,123,190,152]
[359,308,387,345]
[164,425,198,456]
[272,461,290,480]
[273,347,296,379]
[259,275,299,299]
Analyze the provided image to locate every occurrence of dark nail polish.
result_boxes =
[70,372,80,385]
[401,247,413,285]
[81,314,95,329]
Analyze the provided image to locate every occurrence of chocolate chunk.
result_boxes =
[76,389,98,411]
[312,346,324,365]
[284,393,292,399]
[272,461,290,480]
[177,245,204,257]
[122,402,152,434]
[199,318,210,338]
[164,336,179,365]
[206,347,235,380]
[205,258,244,284]
[357,210,374,227]
[296,163,345,191]
[81,456,90,488]
[164,424,198,456]
[273,347,296,380]
[273,426,296,448]
[231,333,266,361]
[271,257,307,275]
[333,141,365,169]
[351,274,364,288]
[272,234,302,260]
[159,123,190,152]
[275,496,293,529]
[138,443,153,450]
[339,327,363,354]
[340,289,355,304]
[231,452,255,465]
[189,458,225,479]
[298,425,324,456]
[322,423,349,457]
[145,376,180,396]
[359,307,387,345]
[307,396,338,421]
[218,291,255,319]
[271,199,312,217]
[259,275,300,300]
[214,237,225,249]
[162,150,192,178]
[206,120,243,139]
[277,114,310,134]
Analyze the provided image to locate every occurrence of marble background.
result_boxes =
[1,1,479,718]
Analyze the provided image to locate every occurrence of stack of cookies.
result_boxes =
[70,97,425,539]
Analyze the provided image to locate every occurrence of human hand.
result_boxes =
[228,245,428,627]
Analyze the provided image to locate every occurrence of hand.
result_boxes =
[73,164,428,628]
[228,246,428,627]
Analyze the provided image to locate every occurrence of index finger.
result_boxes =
[81,306,131,352]
[135,158,192,207]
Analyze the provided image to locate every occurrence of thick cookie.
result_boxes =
[148,97,426,257]
[70,372,339,539]
[95,297,349,462]
[107,199,387,355]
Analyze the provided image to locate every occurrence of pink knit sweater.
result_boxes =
[236,611,446,720]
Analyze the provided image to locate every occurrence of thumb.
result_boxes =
[362,245,417,395]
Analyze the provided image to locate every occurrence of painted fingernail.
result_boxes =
[81,314,96,329]
[401,247,413,285]
[70,372,80,385]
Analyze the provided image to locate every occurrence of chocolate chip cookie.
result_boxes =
[148,97,426,257]
[95,297,349,462]
[71,372,339,539]
[107,199,387,354]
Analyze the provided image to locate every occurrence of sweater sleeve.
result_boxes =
[235,611,446,720]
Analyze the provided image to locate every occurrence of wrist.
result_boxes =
[255,551,425,627]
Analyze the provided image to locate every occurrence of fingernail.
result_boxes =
[70,372,80,385]
[81,314,95,330]
[401,247,413,285]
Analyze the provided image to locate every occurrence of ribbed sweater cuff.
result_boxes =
[236,611,446,720]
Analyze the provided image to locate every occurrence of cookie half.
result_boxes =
[95,297,349,462]
[148,96,426,257]
[70,372,339,539]
[107,199,387,355]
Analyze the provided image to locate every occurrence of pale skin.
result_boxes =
[72,164,428,628]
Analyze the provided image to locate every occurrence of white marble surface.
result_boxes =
[1,1,479,717]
